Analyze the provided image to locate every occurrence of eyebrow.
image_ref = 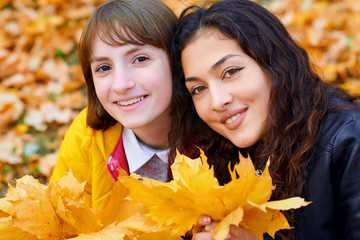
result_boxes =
[211,54,241,71]
[185,54,242,82]
[90,46,144,63]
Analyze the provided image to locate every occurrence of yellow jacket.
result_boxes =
[50,108,122,209]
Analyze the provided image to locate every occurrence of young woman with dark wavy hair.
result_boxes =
[169,0,360,239]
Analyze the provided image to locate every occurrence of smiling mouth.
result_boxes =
[117,96,145,106]
[225,113,241,124]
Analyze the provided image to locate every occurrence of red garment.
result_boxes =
[107,131,130,181]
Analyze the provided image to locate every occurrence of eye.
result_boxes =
[134,56,149,63]
[223,67,243,78]
[96,65,111,72]
[190,86,207,96]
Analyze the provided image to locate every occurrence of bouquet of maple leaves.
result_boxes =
[0,151,309,240]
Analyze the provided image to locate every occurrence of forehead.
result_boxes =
[186,28,227,49]
[181,29,244,73]
[95,23,143,45]
[183,28,243,56]
[89,25,144,58]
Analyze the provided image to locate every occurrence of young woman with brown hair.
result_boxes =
[50,0,177,210]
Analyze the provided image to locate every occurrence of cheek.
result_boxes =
[151,73,172,94]
[93,80,108,102]
[145,62,172,88]
[159,82,173,104]
[93,80,100,94]
[256,80,271,114]
[193,99,210,122]
[93,80,103,94]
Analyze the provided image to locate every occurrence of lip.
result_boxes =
[220,107,247,130]
[114,95,148,111]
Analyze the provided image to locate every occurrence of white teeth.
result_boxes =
[225,113,240,124]
[118,96,144,106]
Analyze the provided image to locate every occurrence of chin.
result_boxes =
[232,138,257,149]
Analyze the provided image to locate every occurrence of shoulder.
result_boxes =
[68,107,92,134]
[319,110,360,238]
[52,107,123,180]
[315,108,360,178]
[66,107,123,140]
[64,108,123,156]
[318,108,360,149]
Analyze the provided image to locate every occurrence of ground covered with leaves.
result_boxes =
[0,0,359,197]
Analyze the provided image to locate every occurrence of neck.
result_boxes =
[132,114,171,150]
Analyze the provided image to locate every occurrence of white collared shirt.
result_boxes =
[122,127,169,173]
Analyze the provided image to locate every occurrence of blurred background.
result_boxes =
[0,0,359,197]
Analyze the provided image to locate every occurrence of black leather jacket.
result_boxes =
[292,100,360,239]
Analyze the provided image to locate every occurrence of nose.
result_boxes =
[209,82,233,111]
[111,67,136,93]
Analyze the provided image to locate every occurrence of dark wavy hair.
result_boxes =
[78,0,177,130]
[169,0,358,236]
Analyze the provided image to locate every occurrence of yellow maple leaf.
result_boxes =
[48,171,103,236]
[119,151,226,236]
[213,207,244,239]
[0,198,14,217]
[0,169,176,239]
[0,218,38,240]
[0,171,119,239]
[52,169,87,201]
[67,222,132,240]
[2,176,63,240]
[0,198,38,240]
[94,181,131,227]
[120,150,310,240]
[94,168,141,228]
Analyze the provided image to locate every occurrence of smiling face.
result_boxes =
[181,29,271,148]
[91,35,172,139]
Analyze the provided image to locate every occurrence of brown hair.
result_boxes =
[78,0,177,129]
